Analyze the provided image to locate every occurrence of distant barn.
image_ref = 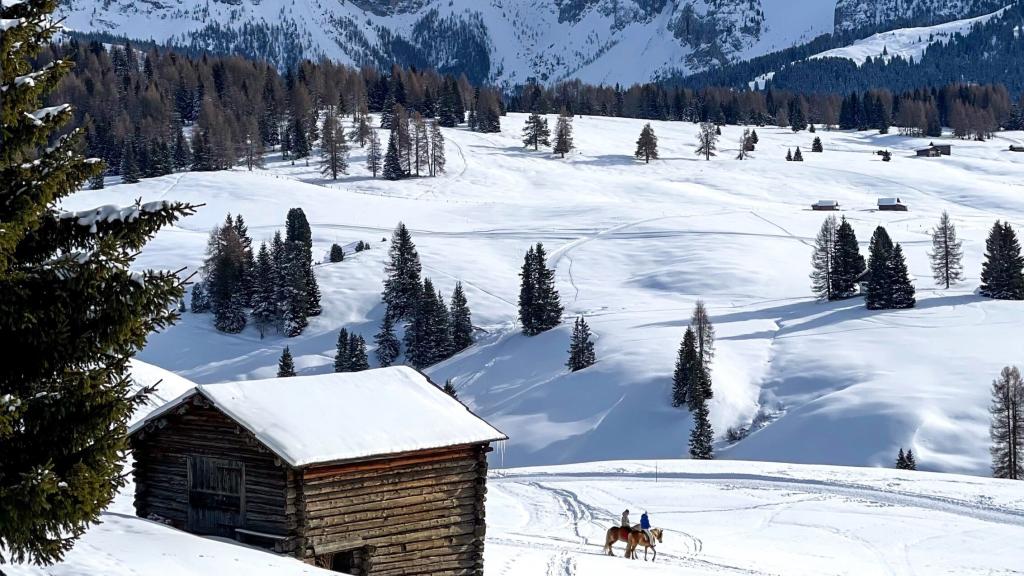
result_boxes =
[878,197,908,211]
[916,143,951,157]
[812,200,839,211]
[1010,145,1024,153]
[129,367,506,576]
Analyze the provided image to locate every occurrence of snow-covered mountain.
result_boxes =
[58,0,839,85]
[833,0,1008,32]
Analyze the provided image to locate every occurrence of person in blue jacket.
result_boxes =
[640,511,654,546]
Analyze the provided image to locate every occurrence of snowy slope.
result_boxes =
[59,114,1024,477]
[57,0,834,85]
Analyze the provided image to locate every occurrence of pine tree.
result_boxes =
[866,226,895,310]
[450,281,474,352]
[382,129,404,181]
[688,383,714,460]
[832,217,866,299]
[382,222,423,321]
[811,215,838,301]
[374,315,401,367]
[793,147,804,161]
[812,137,823,152]
[553,112,574,158]
[277,347,296,377]
[889,244,917,309]
[905,449,917,470]
[566,317,596,372]
[348,334,370,372]
[428,120,446,176]
[634,123,658,163]
[334,328,352,372]
[1,1,194,560]
[522,112,550,150]
[695,122,718,160]
[443,379,459,399]
[980,221,1024,300]
[929,211,964,288]
[990,366,1024,480]
[329,244,345,263]
[190,282,210,313]
[320,105,349,180]
[896,448,909,470]
[671,328,697,408]
[366,129,383,178]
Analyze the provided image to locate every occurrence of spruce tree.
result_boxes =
[443,379,459,399]
[329,244,345,263]
[750,129,759,144]
[531,243,563,334]
[566,316,596,372]
[334,328,352,372]
[634,123,658,163]
[811,215,837,301]
[120,143,140,183]
[786,148,793,161]
[689,383,714,460]
[889,244,916,309]
[405,278,445,368]
[896,448,909,470]
[522,112,550,150]
[450,281,474,352]
[990,366,1023,480]
[382,129,404,180]
[204,220,248,333]
[929,211,964,288]
[366,128,383,178]
[374,315,401,367]
[905,449,917,470]
[980,221,1024,300]
[1,1,195,560]
[382,222,423,321]
[812,137,823,152]
[866,227,895,310]
[277,346,296,377]
[348,334,369,372]
[518,245,537,334]
[190,282,210,313]
[553,112,574,158]
[793,147,804,162]
[252,242,277,338]
[672,328,697,408]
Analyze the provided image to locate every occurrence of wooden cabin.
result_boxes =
[1010,145,1024,153]
[129,366,507,576]
[812,200,839,211]
[916,143,952,157]
[878,197,908,211]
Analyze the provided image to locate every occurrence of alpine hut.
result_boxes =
[916,143,952,157]
[129,366,507,576]
[878,197,908,211]
[812,200,840,211]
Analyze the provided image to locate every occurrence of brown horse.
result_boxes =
[602,526,633,556]
[626,528,663,561]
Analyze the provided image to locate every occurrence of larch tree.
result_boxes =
[0,0,195,562]
[929,211,964,288]
[319,104,349,180]
[566,317,596,372]
[990,366,1023,480]
[428,119,445,176]
[349,104,372,147]
[736,130,750,160]
[811,215,838,301]
[553,111,574,158]
[412,112,429,177]
[277,347,297,377]
[366,128,382,178]
[522,112,550,150]
[635,123,658,163]
[690,300,715,401]
[695,121,718,160]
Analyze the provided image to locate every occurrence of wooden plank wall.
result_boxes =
[131,398,297,551]
[299,445,491,576]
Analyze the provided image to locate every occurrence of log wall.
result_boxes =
[298,445,491,576]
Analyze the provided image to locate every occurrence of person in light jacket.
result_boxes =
[620,509,630,529]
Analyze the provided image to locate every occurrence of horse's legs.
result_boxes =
[652,546,657,562]
[644,546,648,561]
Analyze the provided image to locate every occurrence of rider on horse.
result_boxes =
[640,511,654,547]
[621,509,630,529]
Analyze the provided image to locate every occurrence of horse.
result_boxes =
[626,527,663,561]
[602,526,632,556]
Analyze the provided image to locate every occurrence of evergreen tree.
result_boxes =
[277,346,296,377]
[786,148,793,161]
[990,366,1024,480]
[374,315,401,367]
[980,221,1024,300]
[530,243,563,334]
[329,244,345,263]
[450,281,474,352]
[120,143,140,183]
[173,126,191,170]
[671,328,697,408]
[348,333,370,372]
[429,120,446,176]
[811,215,838,300]
[518,245,537,334]
[522,112,550,150]
[736,129,751,160]
[349,104,372,147]
[382,222,423,321]
[204,220,248,333]
[905,449,917,470]
[404,279,437,368]
[896,448,910,470]
[566,317,596,372]
[833,216,866,299]
[0,1,194,560]
[553,112,574,158]
[634,123,658,163]
[319,105,349,180]
[251,242,278,338]
[750,129,760,144]
[812,137,824,152]
[443,379,459,399]
[412,113,429,177]
[866,227,895,310]
[382,129,404,181]
[793,147,804,161]
[929,211,964,288]
[688,383,714,460]
[366,129,383,178]
[190,282,210,313]
[889,244,917,309]
[690,300,715,401]
[695,122,718,160]
[334,328,352,372]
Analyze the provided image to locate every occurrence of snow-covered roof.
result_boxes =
[878,197,904,205]
[813,200,838,207]
[129,366,506,467]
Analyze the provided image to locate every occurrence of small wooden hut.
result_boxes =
[812,200,840,211]
[878,197,908,211]
[129,366,506,576]
[916,143,951,157]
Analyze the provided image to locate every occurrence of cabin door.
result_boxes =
[187,456,245,537]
